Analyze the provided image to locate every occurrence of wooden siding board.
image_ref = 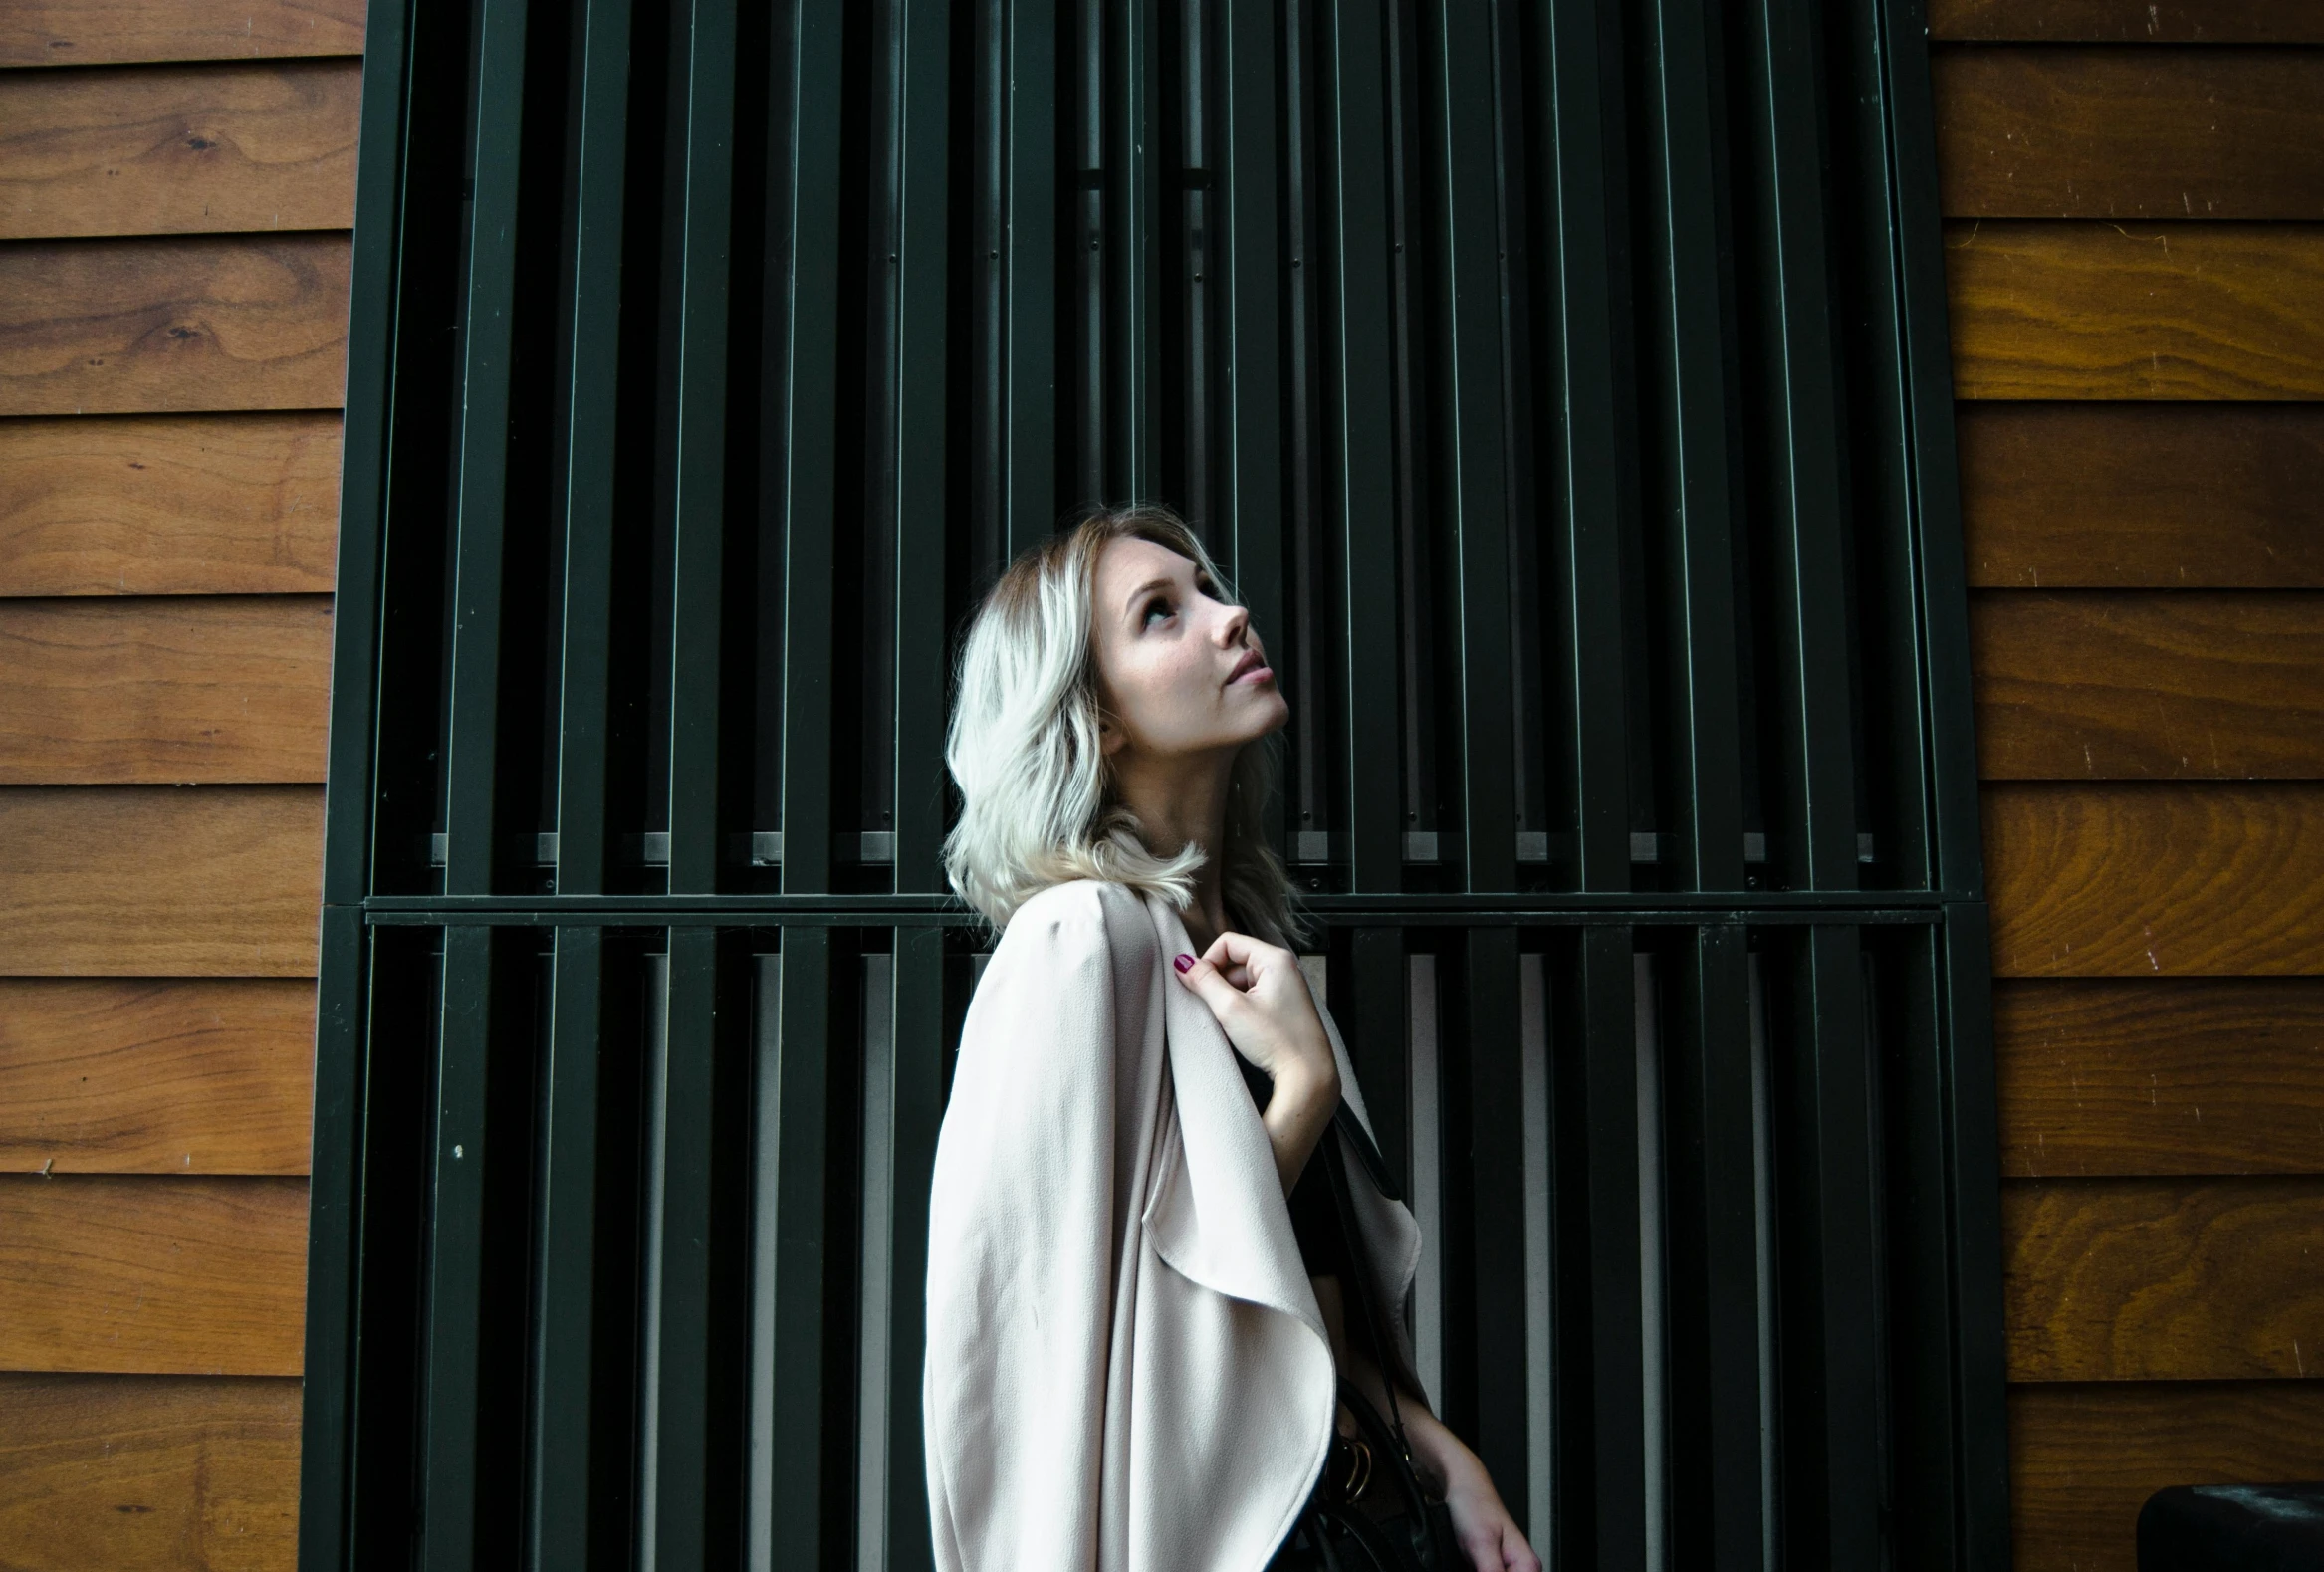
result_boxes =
[0,786,323,976]
[0,0,364,68]
[1933,1,2324,43]
[1946,219,2324,399]
[0,1175,306,1375]
[2010,1382,2324,1572]
[0,413,342,596]
[1958,402,2324,589]
[0,61,359,240]
[0,595,332,784]
[1984,782,2324,977]
[0,1372,299,1572]
[0,235,351,416]
[2003,1175,2324,1380]
[1997,978,2324,1177]
[1972,590,2324,780]
[1936,46,2324,220]
[0,979,314,1176]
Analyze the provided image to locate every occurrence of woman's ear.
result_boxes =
[1097,712,1126,758]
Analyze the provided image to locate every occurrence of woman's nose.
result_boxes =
[1218,600,1251,646]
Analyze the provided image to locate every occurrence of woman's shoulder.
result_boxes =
[999,877,1154,955]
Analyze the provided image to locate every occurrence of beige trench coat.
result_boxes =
[922,878,1425,1572]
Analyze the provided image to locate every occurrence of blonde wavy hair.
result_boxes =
[943,504,1300,944]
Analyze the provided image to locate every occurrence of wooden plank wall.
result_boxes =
[0,3,360,1566]
[5,6,2316,1571]
[1933,2,2324,1569]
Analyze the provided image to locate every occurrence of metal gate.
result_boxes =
[301,0,2005,1567]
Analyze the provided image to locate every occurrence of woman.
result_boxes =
[923,505,1537,1572]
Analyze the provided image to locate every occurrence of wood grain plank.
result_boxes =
[1972,591,2324,779]
[0,0,363,67]
[1998,979,2324,1177]
[0,413,341,596]
[0,786,321,976]
[0,980,313,1175]
[0,61,359,241]
[0,1372,298,1572]
[1985,783,2324,977]
[0,596,332,784]
[2004,1175,2324,1380]
[0,1175,305,1375]
[1958,403,2324,589]
[1947,220,2324,399]
[1933,1,2324,43]
[0,235,349,416]
[1937,46,2324,219]
[2011,1382,2324,1572]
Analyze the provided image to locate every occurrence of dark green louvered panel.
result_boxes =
[302,1,2003,1568]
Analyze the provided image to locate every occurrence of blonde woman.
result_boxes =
[922,505,1537,1572]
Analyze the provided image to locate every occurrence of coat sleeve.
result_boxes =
[922,884,1128,1572]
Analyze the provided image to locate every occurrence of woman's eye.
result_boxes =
[1143,598,1175,628]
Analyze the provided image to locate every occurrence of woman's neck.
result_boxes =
[1110,748,1236,950]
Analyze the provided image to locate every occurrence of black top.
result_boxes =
[1239,1059,1373,1331]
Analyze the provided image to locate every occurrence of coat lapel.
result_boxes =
[1135,893,1326,1338]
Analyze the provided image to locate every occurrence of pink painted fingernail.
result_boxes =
[1173,953,1194,974]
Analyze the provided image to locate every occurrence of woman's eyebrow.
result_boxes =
[1122,576,1175,616]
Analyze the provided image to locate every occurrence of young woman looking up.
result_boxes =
[922,505,1537,1572]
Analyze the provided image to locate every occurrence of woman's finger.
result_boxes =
[1201,930,1285,977]
[1171,951,1252,1027]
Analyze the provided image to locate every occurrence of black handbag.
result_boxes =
[1269,1107,1461,1572]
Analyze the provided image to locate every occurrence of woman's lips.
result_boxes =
[1228,651,1273,685]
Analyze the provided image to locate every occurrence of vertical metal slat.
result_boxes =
[1111,0,1158,496]
[1663,925,1764,1570]
[892,0,953,892]
[1345,927,1411,1189]
[649,926,736,1564]
[1006,0,1060,556]
[1536,0,1631,892]
[1639,0,1745,894]
[420,926,500,1568]
[886,927,948,1572]
[442,0,534,894]
[1326,0,1403,892]
[1562,924,1646,1572]
[1740,0,1858,892]
[1877,0,1983,899]
[298,906,369,1569]
[1220,0,1283,728]
[665,0,740,894]
[764,926,835,1559]
[553,0,636,895]
[779,0,849,896]
[1462,926,1531,1532]
[1180,0,1215,535]
[1427,0,1515,894]
[533,926,611,1569]
[1942,905,2012,1571]
[1072,0,1106,505]
[1777,926,1883,1570]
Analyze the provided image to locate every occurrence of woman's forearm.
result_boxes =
[1261,1061,1340,1194]
[1325,1314,1466,1497]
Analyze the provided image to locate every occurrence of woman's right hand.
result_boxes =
[1172,932,1337,1090]
[1172,932,1341,1189]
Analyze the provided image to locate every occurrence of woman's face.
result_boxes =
[1090,535,1288,766]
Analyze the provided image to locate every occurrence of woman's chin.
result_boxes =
[1238,691,1291,739]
